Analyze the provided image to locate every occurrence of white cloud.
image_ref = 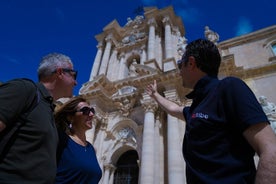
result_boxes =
[235,17,253,36]
[0,55,21,64]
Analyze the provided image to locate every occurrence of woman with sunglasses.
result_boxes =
[54,96,102,184]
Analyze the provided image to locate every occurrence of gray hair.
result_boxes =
[37,53,73,80]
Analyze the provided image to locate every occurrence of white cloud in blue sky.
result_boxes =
[235,17,253,36]
[0,55,21,65]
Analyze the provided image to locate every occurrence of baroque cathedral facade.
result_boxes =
[77,6,276,184]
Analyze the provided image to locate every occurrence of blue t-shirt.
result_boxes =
[183,76,269,184]
[56,135,102,184]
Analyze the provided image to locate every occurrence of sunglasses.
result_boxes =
[76,106,95,115]
[62,68,78,80]
[177,59,184,70]
[52,68,78,80]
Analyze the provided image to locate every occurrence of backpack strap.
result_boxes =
[0,79,40,161]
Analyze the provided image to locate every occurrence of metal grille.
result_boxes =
[114,165,139,184]
[113,150,139,184]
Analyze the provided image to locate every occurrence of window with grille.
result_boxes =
[114,150,139,184]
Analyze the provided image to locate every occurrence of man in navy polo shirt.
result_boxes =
[146,39,276,184]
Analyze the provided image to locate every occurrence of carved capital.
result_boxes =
[141,100,158,113]
[104,163,116,171]
[147,18,157,27]
[96,42,103,49]
[162,16,171,26]
[105,34,113,42]
[118,52,125,60]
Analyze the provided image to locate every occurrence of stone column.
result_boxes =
[154,114,161,184]
[107,48,118,80]
[102,164,113,184]
[164,89,185,184]
[158,114,165,184]
[147,18,156,60]
[118,52,126,80]
[89,42,103,80]
[140,94,158,184]
[141,47,147,65]
[95,117,107,170]
[99,35,112,75]
[163,16,173,59]
[108,165,116,184]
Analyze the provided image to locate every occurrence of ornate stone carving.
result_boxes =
[112,86,138,116]
[112,86,137,97]
[176,31,187,57]
[204,26,219,44]
[147,18,157,27]
[111,126,137,146]
[124,15,144,27]
[162,16,171,26]
[141,98,158,113]
[259,96,276,134]
[121,31,146,46]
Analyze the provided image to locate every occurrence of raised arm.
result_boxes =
[146,80,185,121]
[243,123,276,184]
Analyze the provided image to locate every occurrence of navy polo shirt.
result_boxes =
[183,76,269,184]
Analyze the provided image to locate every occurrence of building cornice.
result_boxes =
[219,25,276,49]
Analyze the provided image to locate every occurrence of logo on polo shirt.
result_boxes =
[191,112,209,119]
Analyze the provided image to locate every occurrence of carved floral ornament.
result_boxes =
[124,15,145,27]
[121,31,146,46]
[117,127,134,139]
[141,100,158,112]
[111,126,137,145]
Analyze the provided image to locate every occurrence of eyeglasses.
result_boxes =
[177,59,184,70]
[52,68,78,80]
[63,68,77,80]
[76,106,95,115]
[177,53,189,70]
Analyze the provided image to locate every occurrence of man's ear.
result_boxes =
[188,56,197,68]
[56,68,63,79]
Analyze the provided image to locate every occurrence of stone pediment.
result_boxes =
[103,20,121,32]
[80,62,160,96]
[79,74,116,95]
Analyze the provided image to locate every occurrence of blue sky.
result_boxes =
[0,0,275,95]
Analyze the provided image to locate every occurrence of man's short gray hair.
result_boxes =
[37,53,73,80]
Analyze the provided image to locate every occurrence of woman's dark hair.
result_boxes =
[183,39,221,77]
[54,96,87,132]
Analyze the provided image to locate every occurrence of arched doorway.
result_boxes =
[113,150,139,184]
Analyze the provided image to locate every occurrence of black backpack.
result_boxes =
[0,79,40,161]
